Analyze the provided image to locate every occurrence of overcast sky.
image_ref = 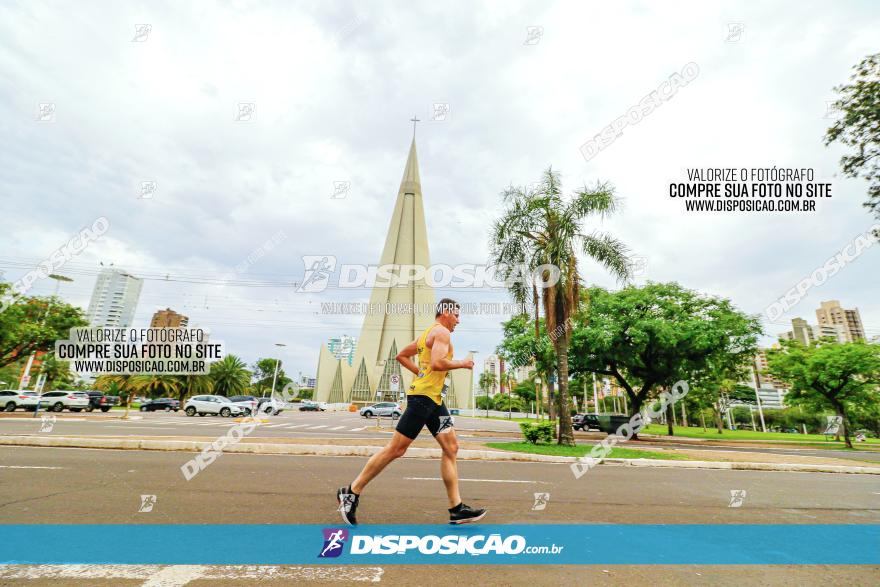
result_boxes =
[1,0,878,382]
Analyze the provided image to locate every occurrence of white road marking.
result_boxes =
[285,424,310,429]
[265,424,290,428]
[0,565,385,585]
[350,426,368,431]
[404,476,542,484]
[306,425,328,429]
[0,465,65,469]
[327,426,346,430]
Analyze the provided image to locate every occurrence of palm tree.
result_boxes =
[491,168,630,445]
[210,355,251,397]
[129,374,182,400]
[478,371,497,417]
[175,374,214,404]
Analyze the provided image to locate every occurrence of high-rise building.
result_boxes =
[753,348,788,391]
[327,335,357,366]
[86,267,143,328]
[779,317,814,345]
[313,137,473,406]
[482,354,501,395]
[150,308,189,328]
[816,300,865,342]
[811,323,847,343]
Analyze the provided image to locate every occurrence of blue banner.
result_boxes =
[1,525,877,565]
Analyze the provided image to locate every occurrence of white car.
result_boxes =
[38,390,91,412]
[184,395,245,417]
[0,390,40,411]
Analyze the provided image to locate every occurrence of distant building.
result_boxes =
[150,308,189,328]
[86,267,142,329]
[753,348,788,391]
[483,354,501,395]
[299,375,317,388]
[327,335,357,366]
[816,300,865,342]
[779,317,847,344]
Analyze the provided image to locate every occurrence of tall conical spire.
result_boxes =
[399,138,421,194]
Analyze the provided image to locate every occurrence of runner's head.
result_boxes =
[435,298,460,332]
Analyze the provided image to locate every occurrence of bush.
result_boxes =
[494,394,526,412]
[519,421,554,444]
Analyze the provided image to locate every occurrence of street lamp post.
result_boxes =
[269,343,287,400]
[29,274,74,418]
[469,351,478,417]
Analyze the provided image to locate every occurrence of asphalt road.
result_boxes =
[2,411,878,463]
[0,445,878,586]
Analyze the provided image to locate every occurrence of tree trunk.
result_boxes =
[555,339,574,446]
[712,402,724,434]
[699,406,707,431]
[834,403,853,449]
[547,374,557,421]
[681,401,688,427]
[665,401,674,436]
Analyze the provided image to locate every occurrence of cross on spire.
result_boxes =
[410,115,420,138]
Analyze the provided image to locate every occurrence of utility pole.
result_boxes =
[751,361,767,433]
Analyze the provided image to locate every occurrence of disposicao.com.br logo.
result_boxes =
[318,528,563,558]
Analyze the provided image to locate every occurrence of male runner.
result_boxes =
[336,298,486,525]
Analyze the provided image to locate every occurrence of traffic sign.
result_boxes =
[390,374,400,393]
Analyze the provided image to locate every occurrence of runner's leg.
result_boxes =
[427,405,460,508]
[350,431,413,494]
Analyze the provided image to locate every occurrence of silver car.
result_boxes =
[184,395,245,417]
[359,402,402,418]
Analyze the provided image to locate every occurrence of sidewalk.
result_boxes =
[2,433,878,475]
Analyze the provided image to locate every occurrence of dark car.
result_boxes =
[298,400,324,412]
[572,413,601,431]
[84,391,120,412]
[139,398,180,412]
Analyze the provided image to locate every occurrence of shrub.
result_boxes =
[519,421,554,444]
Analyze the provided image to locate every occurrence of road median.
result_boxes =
[2,434,879,475]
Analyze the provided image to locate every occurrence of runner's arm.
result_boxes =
[429,329,472,371]
[395,340,420,375]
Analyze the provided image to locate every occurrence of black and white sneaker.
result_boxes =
[449,503,486,524]
[337,486,359,525]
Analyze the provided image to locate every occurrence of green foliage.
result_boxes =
[210,355,251,397]
[251,358,291,394]
[825,53,880,226]
[569,283,762,422]
[512,380,536,402]
[476,395,494,410]
[768,339,880,447]
[519,421,555,444]
[494,393,526,412]
[0,284,88,369]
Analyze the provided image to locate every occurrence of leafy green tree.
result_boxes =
[491,169,631,445]
[476,395,494,410]
[478,371,497,396]
[36,354,75,390]
[251,358,292,396]
[569,283,761,437]
[768,339,880,448]
[512,380,537,403]
[94,374,136,417]
[210,355,251,397]
[494,393,525,413]
[496,314,558,419]
[825,53,880,232]
[0,285,88,369]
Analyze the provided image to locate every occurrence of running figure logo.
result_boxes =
[318,528,349,558]
[297,255,337,293]
[728,489,747,508]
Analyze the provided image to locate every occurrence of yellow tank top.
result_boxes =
[408,322,452,405]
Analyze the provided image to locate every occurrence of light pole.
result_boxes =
[29,274,74,418]
[750,361,767,433]
[469,351,478,417]
[592,372,599,415]
[268,343,287,399]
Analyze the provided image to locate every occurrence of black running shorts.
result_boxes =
[395,395,454,440]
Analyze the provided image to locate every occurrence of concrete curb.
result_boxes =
[2,435,878,474]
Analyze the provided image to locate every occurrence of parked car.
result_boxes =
[572,413,601,431]
[38,390,91,412]
[359,402,402,418]
[257,396,285,415]
[1,390,40,412]
[139,398,180,412]
[299,400,326,412]
[229,395,259,416]
[83,391,120,412]
[183,395,245,417]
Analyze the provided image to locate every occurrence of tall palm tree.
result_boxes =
[210,355,251,397]
[491,168,630,445]
[175,374,214,404]
[94,374,135,418]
